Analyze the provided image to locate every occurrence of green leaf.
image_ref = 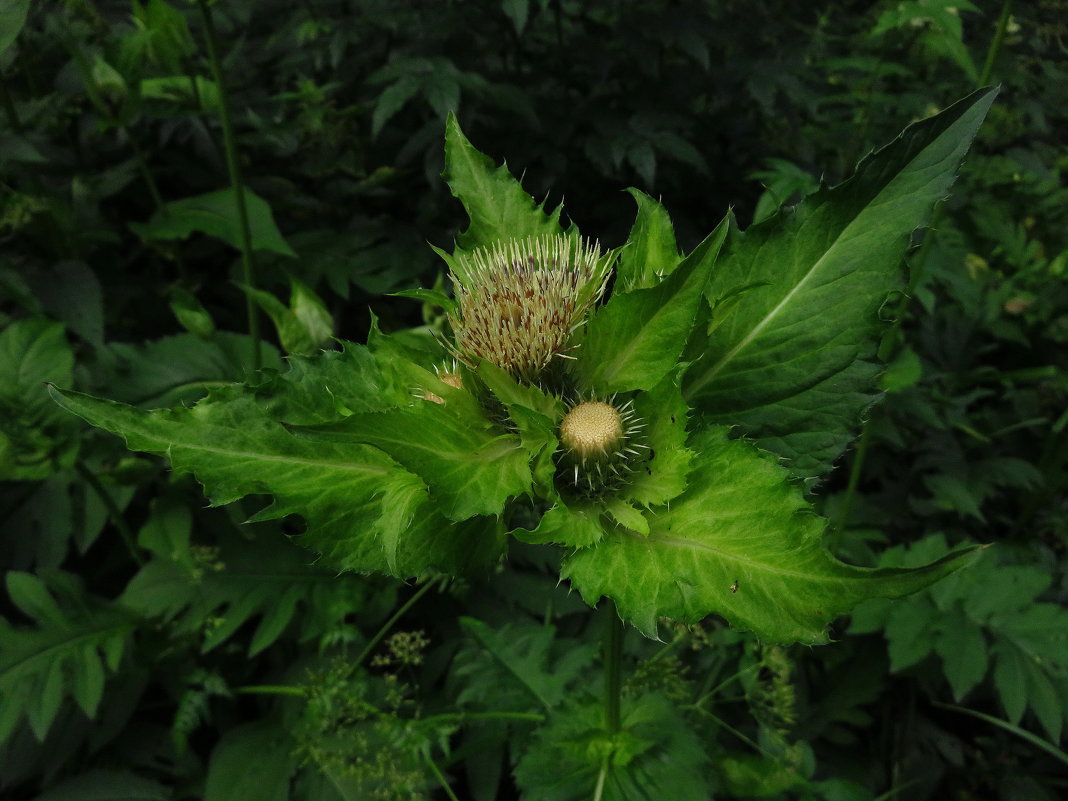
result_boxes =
[563,428,979,643]
[0,572,135,745]
[442,113,564,255]
[289,390,532,521]
[0,318,78,480]
[934,610,989,700]
[50,342,503,577]
[0,0,29,58]
[514,499,606,549]
[572,217,727,394]
[139,76,220,111]
[203,723,295,801]
[684,88,997,479]
[456,618,595,709]
[119,526,388,654]
[514,694,711,801]
[33,769,170,801]
[242,279,334,355]
[617,189,681,291]
[391,287,458,315]
[129,188,297,257]
[168,287,216,339]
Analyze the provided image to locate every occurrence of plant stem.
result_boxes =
[196,0,261,371]
[831,411,873,545]
[604,600,624,733]
[424,753,461,801]
[418,710,546,727]
[932,701,1068,768]
[234,684,306,697]
[353,577,441,670]
[592,756,609,801]
[979,0,1015,87]
[0,74,22,132]
[74,462,143,566]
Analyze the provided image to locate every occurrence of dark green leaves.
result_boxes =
[684,87,998,478]
[130,188,297,257]
[515,694,711,801]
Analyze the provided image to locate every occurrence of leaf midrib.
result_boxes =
[685,144,935,400]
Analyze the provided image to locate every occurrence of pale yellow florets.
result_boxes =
[559,401,624,459]
[557,396,647,494]
[448,235,608,382]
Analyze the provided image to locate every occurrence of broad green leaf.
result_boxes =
[443,113,563,257]
[50,342,503,577]
[102,332,281,408]
[203,723,295,801]
[572,217,727,394]
[457,618,594,710]
[563,428,979,644]
[0,573,135,746]
[514,694,711,801]
[0,318,78,480]
[935,609,989,700]
[0,0,29,58]
[289,390,532,521]
[129,188,297,257]
[32,770,170,801]
[242,279,333,355]
[139,76,220,111]
[168,286,215,339]
[684,87,997,479]
[617,189,681,291]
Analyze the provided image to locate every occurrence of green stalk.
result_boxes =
[353,578,440,670]
[196,0,261,371]
[0,74,22,132]
[75,462,143,566]
[932,701,1068,768]
[979,0,1015,87]
[831,411,873,545]
[424,754,461,801]
[234,684,306,697]
[418,710,546,726]
[604,600,624,733]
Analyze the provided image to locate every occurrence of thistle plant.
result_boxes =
[51,90,996,649]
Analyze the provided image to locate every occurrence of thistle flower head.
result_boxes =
[558,396,647,495]
[559,401,624,459]
[448,235,609,382]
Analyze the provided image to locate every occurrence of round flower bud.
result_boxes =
[557,396,646,495]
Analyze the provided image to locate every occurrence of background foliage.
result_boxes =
[1,1,1065,800]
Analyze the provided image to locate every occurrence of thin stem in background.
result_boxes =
[233,684,306,698]
[603,600,624,734]
[0,74,22,131]
[425,752,461,801]
[195,0,261,371]
[979,0,1015,87]
[933,701,1068,769]
[74,462,144,566]
[352,577,441,670]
